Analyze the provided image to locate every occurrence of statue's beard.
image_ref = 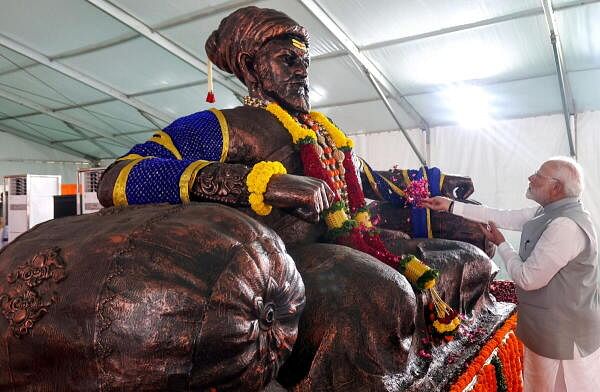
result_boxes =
[264,81,310,114]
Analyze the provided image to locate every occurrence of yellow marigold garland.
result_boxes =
[263,103,355,150]
[263,103,359,229]
[325,208,350,229]
[400,255,461,334]
[433,317,461,333]
[398,255,439,291]
[309,111,354,149]
[354,211,373,228]
[246,161,287,216]
[265,103,316,144]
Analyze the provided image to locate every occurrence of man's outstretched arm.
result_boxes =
[421,196,537,231]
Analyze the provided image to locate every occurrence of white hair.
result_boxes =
[546,156,584,197]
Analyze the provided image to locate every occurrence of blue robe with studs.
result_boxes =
[113,109,228,205]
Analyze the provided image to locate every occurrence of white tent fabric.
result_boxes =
[0,132,90,183]
[1,0,599,159]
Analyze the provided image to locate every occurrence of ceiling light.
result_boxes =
[442,84,491,128]
[414,41,509,86]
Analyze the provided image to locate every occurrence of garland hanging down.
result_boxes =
[243,96,460,334]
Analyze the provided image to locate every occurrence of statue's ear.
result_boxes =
[239,52,258,88]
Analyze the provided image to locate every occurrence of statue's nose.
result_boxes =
[294,65,308,78]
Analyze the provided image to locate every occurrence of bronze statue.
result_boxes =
[0,6,512,392]
[94,6,506,389]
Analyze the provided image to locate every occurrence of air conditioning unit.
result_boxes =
[4,174,61,243]
[0,187,7,248]
[77,168,105,214]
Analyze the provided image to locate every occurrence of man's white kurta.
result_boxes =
[453,202,600,392]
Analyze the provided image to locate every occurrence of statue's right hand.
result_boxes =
[420,196,453,212]
[264,174,335,223]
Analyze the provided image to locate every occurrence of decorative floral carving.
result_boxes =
[0,247,67,338]
[192,163,249,204]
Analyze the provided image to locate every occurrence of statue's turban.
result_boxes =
[205,6,309,84]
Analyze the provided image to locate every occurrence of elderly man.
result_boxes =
[422,157,600,392]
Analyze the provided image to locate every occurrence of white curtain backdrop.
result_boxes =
[354,110,600,280]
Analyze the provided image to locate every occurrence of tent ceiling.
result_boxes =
[0,0,599,161]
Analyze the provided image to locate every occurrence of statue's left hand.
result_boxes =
[265,174,335,223]
[441,175,474,200]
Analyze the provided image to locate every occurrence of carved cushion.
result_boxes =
[0,203,304,392]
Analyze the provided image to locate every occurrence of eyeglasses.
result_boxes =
[532,170,561,182]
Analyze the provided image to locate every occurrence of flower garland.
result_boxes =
[404,177,430,207]
[246,161,287,215]
[399,255,438,290]
[309,111,354,149]
[449,314,523,392]
[249,97,459,334]
[491,355,508,392]
[399,255,460,335]
[263,101,400,265]
[265,102,316,145]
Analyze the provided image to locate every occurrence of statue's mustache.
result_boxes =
[284,80,309,95]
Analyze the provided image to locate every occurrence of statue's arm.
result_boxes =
[97,110,251,207]
[356,157,474,203]
[97,109,333,221]
[97,158,252,208]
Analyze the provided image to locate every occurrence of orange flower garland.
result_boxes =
[449,313,523,392]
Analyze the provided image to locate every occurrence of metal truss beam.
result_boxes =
[0,79,207,121]
[365,71,426,165]
[1,0,597,73]
[0,88,130,149]
[0,33,172,125]
[86,0,247,100]
[62,121,115,157]
[298,0,430,133]
[54,128,154,143]
[0,123,98,161]
[152,0,261,31]
[310,0,600,63]
[541,0,576,157]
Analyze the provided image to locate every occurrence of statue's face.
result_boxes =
[253,37,310,113]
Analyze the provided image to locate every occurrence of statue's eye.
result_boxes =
[281,54,295,66]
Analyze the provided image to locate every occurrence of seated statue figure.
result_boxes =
[97,6,509,391]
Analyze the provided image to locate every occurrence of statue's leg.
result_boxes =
[277,243,418,392]
[369,202,496,258]
[379,230,496,317]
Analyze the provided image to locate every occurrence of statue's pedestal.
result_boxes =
[265,303,522,392]
[378,303,520,392]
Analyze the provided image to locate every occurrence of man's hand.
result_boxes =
[482,221,505,246]
[441,175,474,200]
[264,174,335,223]
[420,196,453,212]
